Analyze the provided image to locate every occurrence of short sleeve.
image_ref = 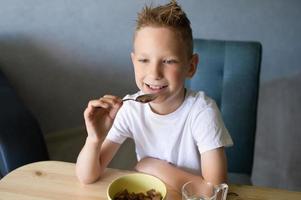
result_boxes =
[192,101,233,154]
[106,104,132,144]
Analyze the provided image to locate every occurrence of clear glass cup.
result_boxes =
[182,180,228,200]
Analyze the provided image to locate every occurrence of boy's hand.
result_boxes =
[84,95,123,143]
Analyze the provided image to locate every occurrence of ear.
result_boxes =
[186,53,199,78]
[130,52,135,64]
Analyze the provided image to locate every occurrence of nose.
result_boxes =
[148,61,163,80]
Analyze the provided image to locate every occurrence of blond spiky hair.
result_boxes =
[135,0,193,57]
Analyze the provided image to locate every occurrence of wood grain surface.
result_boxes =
[0,161,300,200]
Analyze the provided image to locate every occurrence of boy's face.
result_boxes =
[131,26,197,105]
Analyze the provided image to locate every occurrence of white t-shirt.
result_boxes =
[106,89,233,174]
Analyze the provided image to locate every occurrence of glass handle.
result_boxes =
[216,183,228,200]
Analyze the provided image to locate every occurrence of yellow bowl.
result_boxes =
[107,173,167,200]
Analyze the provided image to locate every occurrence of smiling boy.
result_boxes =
[76,0,233,194]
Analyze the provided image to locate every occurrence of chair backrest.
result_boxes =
[0,69,49,177]
[186,39,261,175]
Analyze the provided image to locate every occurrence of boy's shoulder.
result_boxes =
[185,89,218,114]
[186,89,215,106]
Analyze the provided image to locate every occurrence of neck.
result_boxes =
[149,88,186,115]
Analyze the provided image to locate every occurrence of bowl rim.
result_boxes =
[106,172,167,199]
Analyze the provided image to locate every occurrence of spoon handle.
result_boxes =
[122,98,135,102]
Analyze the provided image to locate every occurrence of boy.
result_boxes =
[76,0,233,194]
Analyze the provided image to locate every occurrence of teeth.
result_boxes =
[148,84,166,90]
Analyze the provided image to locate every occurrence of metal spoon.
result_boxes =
[122,93,158,103]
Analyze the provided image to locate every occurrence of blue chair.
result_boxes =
[0,68,49,178]
[186,39,261,184]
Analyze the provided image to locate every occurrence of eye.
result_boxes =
[163,59,178,65]
[138,58,149,63]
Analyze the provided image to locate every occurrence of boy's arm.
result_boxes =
[135,147,227,192]
[76,95,123,184]
[200,147,228,184]
[76,138,121,184]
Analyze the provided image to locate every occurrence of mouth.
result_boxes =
[145,83,168,92]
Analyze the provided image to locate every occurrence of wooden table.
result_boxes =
[0,161,300,200]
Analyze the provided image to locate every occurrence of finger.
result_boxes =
[99,96,122,109]
[107,101,124,120]
[87,99,111,109]
[85,98,120,118]
[85,100,112,120]
[84,101,103,119]
[103,94,119,99]
[102,95,123,104]
[98,96,123,119]
[84,96,123,119]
